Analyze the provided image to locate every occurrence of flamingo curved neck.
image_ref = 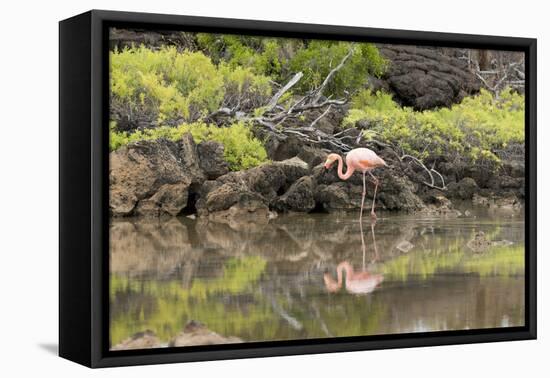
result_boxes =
[336,262,354,287]
[335,155,355,180]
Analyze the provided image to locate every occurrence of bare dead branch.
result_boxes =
[473,54,525,96]
[475,72,494,92]
[265,72,303,112]
[430,168,447,189]
[207,42,415,163]
[493,71,509,93]
[312,46,354,104]
[310,105,332,128]
[514,68,525,80]
[401,154,447,190]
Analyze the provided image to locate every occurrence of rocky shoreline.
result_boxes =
[109,132,524,220]
[111,320,242,350]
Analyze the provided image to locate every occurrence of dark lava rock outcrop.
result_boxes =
[376,45,481,110]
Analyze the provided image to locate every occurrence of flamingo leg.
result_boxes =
[368,171,379,219]
[359,171,367,224]
[370,220,379,264]
[360,215,366,270]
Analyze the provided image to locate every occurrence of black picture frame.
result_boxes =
[59,9,537,368]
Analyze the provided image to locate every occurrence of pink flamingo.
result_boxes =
[324,148,387,221]
[324,262,384,295]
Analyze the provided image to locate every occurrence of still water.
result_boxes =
[109,210,525,348]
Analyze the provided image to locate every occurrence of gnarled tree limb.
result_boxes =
[265,72,303,112]
[208,43,447,191]
[401,154,447,190]
[310,105,332,128]
[311,46,354,104]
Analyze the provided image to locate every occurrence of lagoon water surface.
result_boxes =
[109,210,525,348]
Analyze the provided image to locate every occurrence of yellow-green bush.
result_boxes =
[110,45,272,126]
[110,121,268,171]
[219,63,272,110]
[344,88,524,164]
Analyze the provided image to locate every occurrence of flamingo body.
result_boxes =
[324,148,387,220]
[345,147,387,173]
[324,262,384,295]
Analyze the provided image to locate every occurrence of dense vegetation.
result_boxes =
[110,121,268,170]
[344,88,525,166]
[109,33,524,172]
[110,45,272,124]
[196,35,387,95]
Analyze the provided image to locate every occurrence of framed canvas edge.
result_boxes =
[67,9,537,368]
[93,330,536,368]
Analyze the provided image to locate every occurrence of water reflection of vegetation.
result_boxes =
[111,255,387,346]
[382,245,524,281]
[189,256,266,298]
[110,213,525,348]
[111,289,387,347]
[111,245,523,346]
[111,257,270,345]
[462,246,524,277]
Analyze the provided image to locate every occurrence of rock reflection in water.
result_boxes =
[109,212,525,349]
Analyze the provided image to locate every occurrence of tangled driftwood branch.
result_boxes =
[249,47,355,148]
[208,43,447,190]
[311,47,354,104]
[206,46,355,151]
[401,154,447,190]
[310,105,332,128]
[474,59,525,97]
[457,48,525,97]
[265,72,304,112]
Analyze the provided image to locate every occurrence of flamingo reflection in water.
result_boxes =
[324,220,384,295]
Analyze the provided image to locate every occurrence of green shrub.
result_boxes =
[344,88,524,165]
[111,46,223,123]
[110,121,268,171]
[219,63,272,110]
[110,45,272,127]
[197,34,286,78]
[203,122,269,170]
[288,41,387,97]
[197,35,387,98]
